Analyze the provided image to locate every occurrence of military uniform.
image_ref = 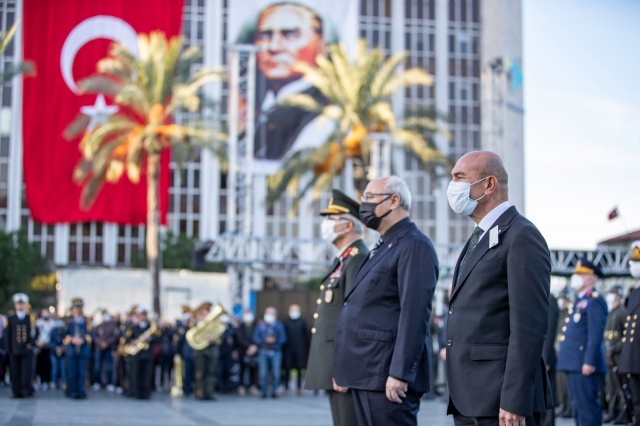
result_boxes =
[62,299,92,399]
[555,297,572,417]
[4,293,34,398]
[304,189,369,426]
[191,303,218,400]
[619,288,640,424]
[557,259,608,426]
[603,296,627,423]
[127,320,158,399]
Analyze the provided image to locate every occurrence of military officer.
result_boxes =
[557,258,608,426]
[603,285,627,424]
[555,289,573,418]
[619,240,640,425]
[4,293,34,398]
[63,297,92,399]
[304,189,369,426]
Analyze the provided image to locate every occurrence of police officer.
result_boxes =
[4,293,34,398]
[557,258,608,426]
[304,189,369,426]
[619,240,640,425]
[603,285,627,424]
[63,298,92,399]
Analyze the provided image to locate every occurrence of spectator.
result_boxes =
[282,304,310,395]
[253,306,287,398]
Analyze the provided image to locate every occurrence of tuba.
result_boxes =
[123,323,157,356]
[186,304,227,350]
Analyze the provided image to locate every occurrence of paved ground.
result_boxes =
[0,385,576,426]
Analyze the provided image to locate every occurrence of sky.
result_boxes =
[523,0,640,250]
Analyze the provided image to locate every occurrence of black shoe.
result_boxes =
[603,412,618,423]
[271,393,278,399]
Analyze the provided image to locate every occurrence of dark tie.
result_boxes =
[369,237,384,258]
[458,226,484,276]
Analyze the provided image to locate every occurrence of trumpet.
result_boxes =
[186,304,227,350]
[122,323,157,356]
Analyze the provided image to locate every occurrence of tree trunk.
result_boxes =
[147,151,161,317]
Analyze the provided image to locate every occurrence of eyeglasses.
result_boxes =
[360,193,393,202]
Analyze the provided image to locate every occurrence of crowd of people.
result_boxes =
[1,152,640,426]
[0,296,313,401]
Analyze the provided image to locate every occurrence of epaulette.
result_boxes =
[592,291,599,298]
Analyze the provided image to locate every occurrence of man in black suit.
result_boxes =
[445,151,552,426]
[333,176,439,426]
[4,293,34,398]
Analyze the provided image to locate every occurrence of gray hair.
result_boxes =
[341,213,364,235]
[383,176,412,210]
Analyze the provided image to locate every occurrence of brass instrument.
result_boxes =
[186,304,227,350]
[123,323,157,356]
[170,354,184,397]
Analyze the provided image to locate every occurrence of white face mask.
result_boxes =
[289,311,301,320]
[243,313,254,324]
[447,177,488,216]
[321,218,347,243]
[569,274,585,291]
[605,294,617,311]
[264,314,276,324]
[630,261,640,278]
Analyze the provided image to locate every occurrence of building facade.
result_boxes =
[0,0,523,288]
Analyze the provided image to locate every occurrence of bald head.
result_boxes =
[455,151,508,191]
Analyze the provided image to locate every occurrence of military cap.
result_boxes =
[320,189,361,219]
[608,284,624,296]
[12,293,29,304]
[573,257,604,278]
[630,240,640,261]
[71,297,84,308]
[181,304,192,314]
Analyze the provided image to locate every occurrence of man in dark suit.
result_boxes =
[445,151,552,426]
[333,176,439,426]
[4,293,34,398]
[305,189,369,426]
[619,241,640,424]
[557,258,608,426]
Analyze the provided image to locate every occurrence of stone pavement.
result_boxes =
[0,385,575,426]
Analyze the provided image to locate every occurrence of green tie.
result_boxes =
[458,226,484,278]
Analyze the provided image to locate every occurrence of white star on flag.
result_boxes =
[80,93,118,130]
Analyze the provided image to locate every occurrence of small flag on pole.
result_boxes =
[608,207,619,221]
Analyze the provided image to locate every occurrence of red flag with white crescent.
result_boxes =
[22,0,184,224]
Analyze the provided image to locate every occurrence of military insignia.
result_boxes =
[573,313,581,323]
[577,300,588,310]
[592,291,599,298]
[350,247,359,256]
[325,289,333,303]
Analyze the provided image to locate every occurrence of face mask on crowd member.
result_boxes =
[605,294,617,311]
[321,217,347,242]
[264,313,276,324]
[447,177,488,216]
[289,308,301,320]
[359,195,393,230]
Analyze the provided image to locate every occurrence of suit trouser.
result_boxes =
[352,388,422,426]
[541,369,556,426]
[565,372,602,426]
[193,346,217,398]
[327,389,358,426]
[131,356,153,399]
[605,365,623,415]
[9,354,31,397]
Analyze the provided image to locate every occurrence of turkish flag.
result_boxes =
[22,0,184,225]
[608,207,619,221]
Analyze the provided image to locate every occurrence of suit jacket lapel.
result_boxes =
[450,207,517,301]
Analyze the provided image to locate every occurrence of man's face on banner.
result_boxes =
[254,4,326,83]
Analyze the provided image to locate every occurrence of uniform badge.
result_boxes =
[325,289,333,303]
[573,313,581,323]
[577,300,588,310]
[350,247,359,256]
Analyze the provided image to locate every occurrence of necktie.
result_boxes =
[458,226,484,277]
[369,237,384,258]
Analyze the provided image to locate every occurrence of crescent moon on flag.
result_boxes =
[60,15,139,94]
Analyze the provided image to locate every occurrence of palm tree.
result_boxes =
[267,40,449,210]
[64,31,226,316]
[0,21,36,84]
